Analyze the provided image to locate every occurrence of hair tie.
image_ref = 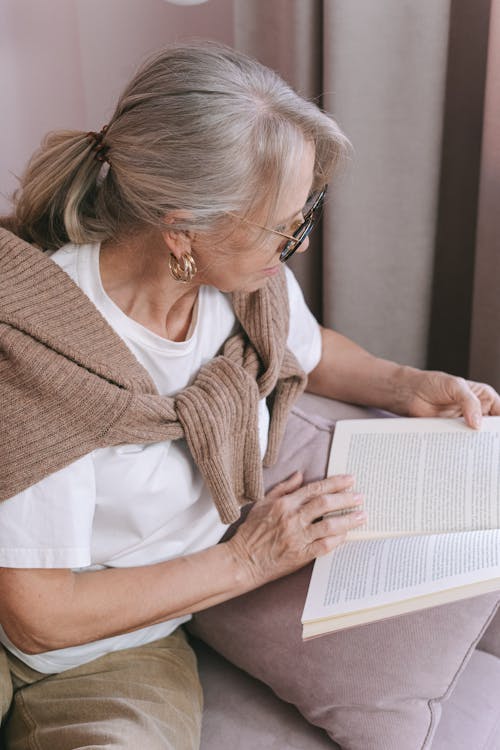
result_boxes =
[86,125,110,163]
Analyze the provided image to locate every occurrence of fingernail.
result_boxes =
[352,493,364,503]
[354,511,367,521]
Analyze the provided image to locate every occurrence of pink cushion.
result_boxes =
[196,640,337,749]
[478,607,500,658]
[196,641,500,750]
[189,400,500,750]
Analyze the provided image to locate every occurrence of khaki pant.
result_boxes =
[0,628,203,750]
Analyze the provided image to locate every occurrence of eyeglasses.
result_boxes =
[231,186,328,263]
[277,186,327,262]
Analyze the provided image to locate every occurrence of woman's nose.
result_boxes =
[296,235,310,254]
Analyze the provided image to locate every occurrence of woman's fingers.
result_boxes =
[309,508,367,542]
[294,475,367,552]
[451,378,483,429]
[291,474,355,505]
[468,380,500,416]
[301,489,363,524]
[310,533,349,558]
[266,471,304,499]
[229,472,367,585]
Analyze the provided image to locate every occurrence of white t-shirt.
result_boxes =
[0,242,322,672]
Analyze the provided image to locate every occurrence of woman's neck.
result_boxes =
[99,231,199,342]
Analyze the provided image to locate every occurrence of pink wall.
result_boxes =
[0,0,234,213]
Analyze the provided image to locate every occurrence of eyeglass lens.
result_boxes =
[279,187,327,263]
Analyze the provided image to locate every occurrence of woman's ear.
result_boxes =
[160,211,194,260]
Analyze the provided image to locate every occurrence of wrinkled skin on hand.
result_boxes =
[403,370,500,428]
[227,472,367,587]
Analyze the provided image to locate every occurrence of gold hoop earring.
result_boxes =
[169,252,197,283]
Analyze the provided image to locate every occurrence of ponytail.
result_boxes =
[12,130,107,250]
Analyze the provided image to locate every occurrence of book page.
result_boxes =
[328,417,500,536]
[302,529,500,624]
[303,579,500,638]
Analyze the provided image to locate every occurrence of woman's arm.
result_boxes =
[306,326,411,413]
[307,326,500,427]
[0,473,366,654]
[0,542,247,654]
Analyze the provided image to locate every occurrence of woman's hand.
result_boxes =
[226,472,367,587]
[306,328,500,423]
[401,369,500,428]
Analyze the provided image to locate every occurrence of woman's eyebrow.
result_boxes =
[274,183,315,229]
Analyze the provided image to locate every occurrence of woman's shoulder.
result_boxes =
[50,242,96,284]
[197,284,238,340]
[201,283,233,310]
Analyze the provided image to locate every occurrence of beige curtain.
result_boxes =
[235,0,499,390]
[3,0,498,387]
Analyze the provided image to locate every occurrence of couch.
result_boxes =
[193,393,500,750]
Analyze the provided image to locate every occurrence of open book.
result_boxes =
[302,416,500,639]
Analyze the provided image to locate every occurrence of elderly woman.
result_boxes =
[0,42,499,750]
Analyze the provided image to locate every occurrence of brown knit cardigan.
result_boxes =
[0,228,307,523]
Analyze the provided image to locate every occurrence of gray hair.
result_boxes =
[11,41,350,251]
